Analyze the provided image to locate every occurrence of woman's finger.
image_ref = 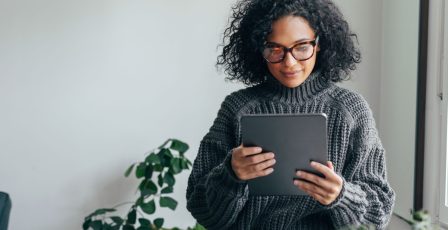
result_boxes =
[310,161,339,181]
[295,171,333,191]
[294,179,327,198]
[295,180,335,205]
[239,146,263,157]
[247,167,274,180]
[305,188,326,204]
[245,152,275,165]
[327,161,334,170]
[253,158,276,171]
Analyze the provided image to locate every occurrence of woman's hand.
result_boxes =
[294,161,343,205]
[231,145,276,180]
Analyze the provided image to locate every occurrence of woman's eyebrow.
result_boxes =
[266,38,315,46]
[293,38,315,43]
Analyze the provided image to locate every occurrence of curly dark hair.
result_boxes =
[217,0,361,85]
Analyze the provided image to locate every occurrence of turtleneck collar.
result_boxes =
[261,71,331,104]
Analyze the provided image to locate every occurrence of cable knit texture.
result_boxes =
[186,72,395,230]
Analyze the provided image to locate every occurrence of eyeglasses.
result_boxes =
[262,36,319,63]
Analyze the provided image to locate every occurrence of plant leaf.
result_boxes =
[136,196,144,206]
[140,180,158,196]
[176,158,183,173]
[170,158,181,174]
[160,196,178,210]
[157,174,164,187]
[163,172,175,187]
[144,164,153,179]
[193,223,207,230]
[110,216,123,226]
[195,223,207,230]
[125,164,135,177]
[103,224,118,230]
[94,208,116,216]
[123,225,135,230]
[138,218,151,226]
[126,209,136,225]
[136,163,146,179]
[160,148,173,158]
[89,220,103,230]
[82,219,91,230]
[158,149,173,167]
[161,186,173,194]
[170,139,189,154]
[153,218,164,229]
[154,164,163,172]
[144,184,158,196]
[136,227,151,230]
[162,155,172,167]
[145,153,160,164]
[140,199,156,215]
[180,159,188,170]
[138,180,146,195]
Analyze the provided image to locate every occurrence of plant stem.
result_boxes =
[112,201,135,209]
[158,139,171,149]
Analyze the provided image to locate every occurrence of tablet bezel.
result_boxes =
[240,113,328,196]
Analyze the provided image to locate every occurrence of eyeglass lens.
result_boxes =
[263,41,316,63]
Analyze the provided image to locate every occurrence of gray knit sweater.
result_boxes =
[186,72,395,229]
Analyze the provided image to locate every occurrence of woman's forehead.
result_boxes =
[267,15,316,45]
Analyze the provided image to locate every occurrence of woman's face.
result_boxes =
[265,16,318,88]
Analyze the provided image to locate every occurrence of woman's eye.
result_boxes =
[295,45,309,52]
[269,46,282,51]
[269,47,283,54]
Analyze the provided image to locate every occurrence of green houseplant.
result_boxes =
[85,139,438,230]
[82,138,205,230]
[408,210,437,230]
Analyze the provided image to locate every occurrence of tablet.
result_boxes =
[240,113,328,196]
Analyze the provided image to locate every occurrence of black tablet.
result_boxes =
[240,113,328,196]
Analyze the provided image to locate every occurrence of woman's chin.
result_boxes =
[279,75,307,88]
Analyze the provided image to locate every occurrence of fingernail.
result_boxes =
[296,171,302,177]
[293,180,299,185]
[310,161,316,166]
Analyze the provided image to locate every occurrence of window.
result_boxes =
[439,0,448,225]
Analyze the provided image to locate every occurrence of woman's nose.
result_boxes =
[283,52,297,67]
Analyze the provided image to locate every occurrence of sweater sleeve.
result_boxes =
[186,94,249,229]
[328,95,395,230]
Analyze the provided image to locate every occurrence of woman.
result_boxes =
[186,0,395,229]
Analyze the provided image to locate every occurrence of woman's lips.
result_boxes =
[281,70,302,78]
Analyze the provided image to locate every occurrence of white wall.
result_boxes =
[0,0,242,229]
[337,0,383,120]
[340,0,422,220]
[0,0,386,229]
[380,0,420,220]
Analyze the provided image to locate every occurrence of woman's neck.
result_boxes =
[262,71,331,103]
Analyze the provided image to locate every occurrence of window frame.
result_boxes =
[439,0,448,224]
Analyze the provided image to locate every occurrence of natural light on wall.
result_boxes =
[440,0,448,224]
